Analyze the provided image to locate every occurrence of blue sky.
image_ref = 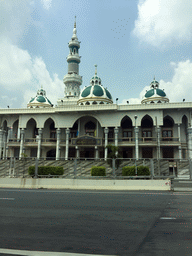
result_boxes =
[1,0,192,108]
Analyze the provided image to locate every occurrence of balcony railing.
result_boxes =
[160,137,179,143]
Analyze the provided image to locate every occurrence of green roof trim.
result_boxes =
[47,98,52,105]
[29,97,35,103]
[145,89,154,98]
[93,85,104,96]
[105,88,112,99]
[36,96,46,103]
[81,86,91,97]
[156,88,166,97]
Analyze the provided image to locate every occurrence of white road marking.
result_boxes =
[179,181,192,183]
[0,198,15,200]
[0,248,114,256]
[160,217,176,219]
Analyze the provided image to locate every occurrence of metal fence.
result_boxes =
[0,157,192,179]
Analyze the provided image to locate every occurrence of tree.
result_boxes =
[106,144,122,168]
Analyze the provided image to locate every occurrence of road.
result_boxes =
[0,188,192,255]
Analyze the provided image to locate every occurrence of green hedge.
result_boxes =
[91,166,106,176]
[28,166,64,176]
[122,166,150,176]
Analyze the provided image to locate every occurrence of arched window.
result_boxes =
[121,117,133,139]
[141,115,153,139]
[162,116,174,140]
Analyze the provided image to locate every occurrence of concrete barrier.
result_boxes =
[0,178,171,190]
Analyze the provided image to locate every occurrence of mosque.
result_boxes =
[0,20,192,161]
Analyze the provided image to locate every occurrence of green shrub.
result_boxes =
[91,166,106,176]
[122,166,135,176]
[28,166,64,176]
[122,165,150,176]
[28,166,35,175]
[137,166,150,176]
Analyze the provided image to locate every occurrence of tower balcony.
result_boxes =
[68,40,80,48]
[63,73,82,85]
[67,54,81,63]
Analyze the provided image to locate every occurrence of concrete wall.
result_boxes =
[0,178,171,190]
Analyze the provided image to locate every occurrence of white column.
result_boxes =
[114,127,119,147]
[56,128,61,160]
[78,119,80,137]
[0,129,3,159]
[104,127,109,160]
[19,128,25,159]
[157,127,161,159]
[17,127,20,142]
[3,130,7,159]
[178,124,182,159]
[187,127,192,159]
[135,127,139,160]
[65,128,70,160]
[37,128,43,159]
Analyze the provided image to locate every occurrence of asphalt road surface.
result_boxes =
[0,188,192,256]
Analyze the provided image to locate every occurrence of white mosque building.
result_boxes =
[0,20,192,161]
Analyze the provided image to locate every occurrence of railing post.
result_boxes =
[189,159,192,180]
[35,158,38,178]
[135,159,137,176]
[150,159,154,179]
[112,158,116,178]
[9,157,12,177]
[13,158,15,177]
[74,158,77,179]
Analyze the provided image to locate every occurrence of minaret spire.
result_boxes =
[74,16,76,28]
[95,64,97,76]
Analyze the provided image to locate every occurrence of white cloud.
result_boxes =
[133,0,192,46]
[160,60,192,102]
[121,60,192,104]
[41,0,52,10]
[0,40,63,108]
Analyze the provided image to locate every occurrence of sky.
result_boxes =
[1,0,192,108]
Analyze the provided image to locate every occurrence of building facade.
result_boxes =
[0,20,192,161]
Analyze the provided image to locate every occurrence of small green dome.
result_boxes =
[156,88,166,97]
[145,89,154,98]
[81,86,91,97]
[36,96,46,102]
[93,85,104,96]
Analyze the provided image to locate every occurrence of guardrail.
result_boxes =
[1,157,191,180]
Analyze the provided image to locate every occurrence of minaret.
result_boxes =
[63,16,82,98]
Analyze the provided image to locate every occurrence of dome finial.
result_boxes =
[154,75,155,80]
[41,84,43,89]
[74,16,76,28]
[95,64,97,76]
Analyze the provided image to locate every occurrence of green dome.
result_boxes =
[105,88,112,99]
[156,88,166,97]
[93,85,104,96]
[145,88,166,98]
[36,96,46,102]
[145,89,154,98]
[81,86,91,97]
